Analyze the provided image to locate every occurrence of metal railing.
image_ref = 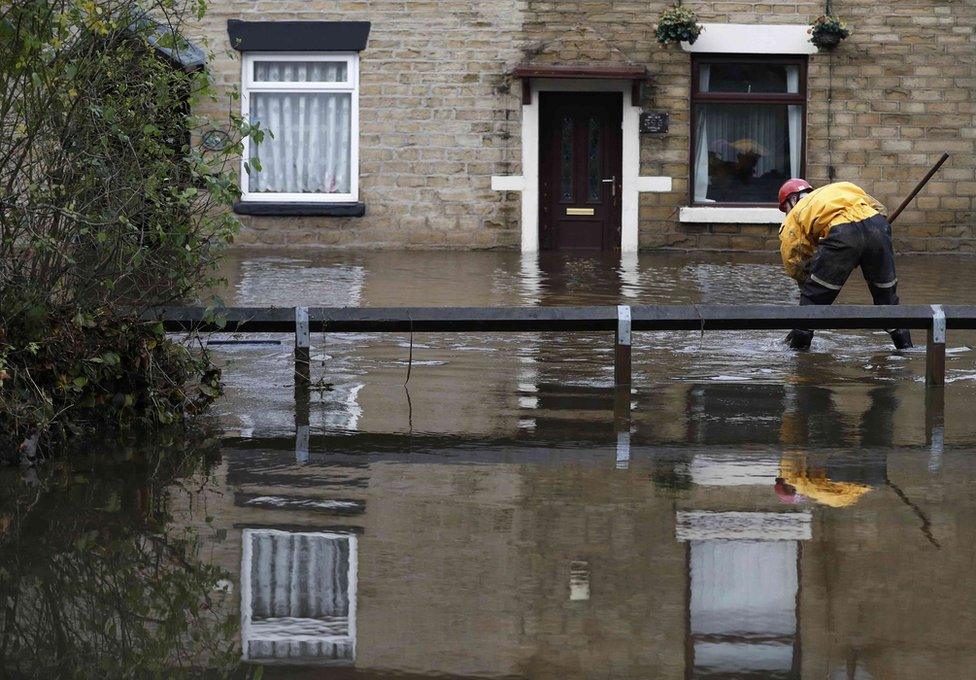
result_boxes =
[148,303,971,388]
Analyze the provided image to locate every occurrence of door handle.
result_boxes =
[602,176,616,198]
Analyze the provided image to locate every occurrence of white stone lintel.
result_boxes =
[635,176,672,192]
[676,511,813,542]
[491,175,525,192]
[679,206,784,224]
[682,23,818,55]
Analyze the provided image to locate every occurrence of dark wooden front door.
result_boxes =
[539,92,623,251]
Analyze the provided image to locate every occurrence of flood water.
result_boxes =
[4,251,976,678]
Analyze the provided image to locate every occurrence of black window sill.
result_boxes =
[233,202,366,217]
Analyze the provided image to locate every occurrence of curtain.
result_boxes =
[249,61,351,194]
[690,539,798,636]
[694,65,712,202]
[787,65,802,177]
[250,532,350,620]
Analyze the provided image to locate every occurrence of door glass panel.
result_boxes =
[587,117,601,202]
[560,116,573,202]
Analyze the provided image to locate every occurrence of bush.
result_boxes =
[0,0,252,459]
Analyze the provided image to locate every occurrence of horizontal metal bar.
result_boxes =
[144,304,976,334]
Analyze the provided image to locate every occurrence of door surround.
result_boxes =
[490,78,673,253]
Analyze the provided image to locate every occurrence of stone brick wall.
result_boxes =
[191,0,976,253]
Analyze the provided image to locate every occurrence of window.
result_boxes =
[241,53,359,203]
[691,56,806,206]
[689,540,800,677]
[240,529,357,664]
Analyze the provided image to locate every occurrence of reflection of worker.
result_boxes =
[777,179,913,351]
[774,456,872,508]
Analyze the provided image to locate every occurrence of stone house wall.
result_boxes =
[190,0,976,252]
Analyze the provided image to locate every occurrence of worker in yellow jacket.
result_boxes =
[777,179,913,350]
[774,463,872,508]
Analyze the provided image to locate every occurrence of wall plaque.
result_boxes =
[640,111,669,134]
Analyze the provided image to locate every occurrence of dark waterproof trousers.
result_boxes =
[788,214,913,350]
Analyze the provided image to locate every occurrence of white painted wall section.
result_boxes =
[682,24,818,55]
[490,176,525,192]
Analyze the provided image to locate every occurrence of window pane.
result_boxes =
[698,62,797,94]
[586,117,601,202]
[248,92,352,194]
[560,116,573,202]
[253,60,348,83]
[693,103,798,204]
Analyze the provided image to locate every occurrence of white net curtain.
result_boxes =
[248,61,352,195]
[694,64,803,204]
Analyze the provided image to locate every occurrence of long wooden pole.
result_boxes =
[888,152,950,224]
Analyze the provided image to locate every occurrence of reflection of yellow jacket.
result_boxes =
[780,456,872,508]
[779,182,887,282]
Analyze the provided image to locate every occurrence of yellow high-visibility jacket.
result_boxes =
[779,182,887,282]
[779,455,872,508]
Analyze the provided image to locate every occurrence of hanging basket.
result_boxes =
[809,15,850,51]
[655,5,703,47]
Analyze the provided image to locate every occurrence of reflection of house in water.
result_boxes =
[183,429,973,678]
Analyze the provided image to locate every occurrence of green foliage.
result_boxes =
[655,4,703,46]
[809,14,851,49]
[0,0,255,458]
[0,433,250,677]
[0,307,224,456]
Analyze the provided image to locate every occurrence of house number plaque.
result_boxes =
[639,111,669,134]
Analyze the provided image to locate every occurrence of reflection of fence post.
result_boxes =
[925,388,945,472]
[614,305,632,468]
[615,305,632,388]
[926,304,946,388]
[295,381,310,465]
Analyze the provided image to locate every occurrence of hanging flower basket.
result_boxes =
[809,15,850,50]
[655,5,703,47]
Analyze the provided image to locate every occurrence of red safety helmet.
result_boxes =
[778,178,813,213]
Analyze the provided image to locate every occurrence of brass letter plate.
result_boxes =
[566,207,595,216]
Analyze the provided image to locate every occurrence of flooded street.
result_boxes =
[5,251,976,678]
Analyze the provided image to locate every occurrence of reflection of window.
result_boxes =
[677,511,809,679]
[690,540,799,677]
[241,54,359,203]
[691,56,805,205]
[241,529,357,664]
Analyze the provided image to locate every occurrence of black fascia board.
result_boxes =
[227,20,371,52]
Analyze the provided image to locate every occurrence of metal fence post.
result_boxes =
[926,304,945,387]
[615,305,632,388]
[295,306,310,385]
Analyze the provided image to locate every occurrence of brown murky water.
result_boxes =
[4,251,976,678]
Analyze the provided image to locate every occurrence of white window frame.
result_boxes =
[240,52,360,204]
[240,528,358,664]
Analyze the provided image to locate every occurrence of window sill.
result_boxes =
[233,201,366,217]
[679,206,783,224]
